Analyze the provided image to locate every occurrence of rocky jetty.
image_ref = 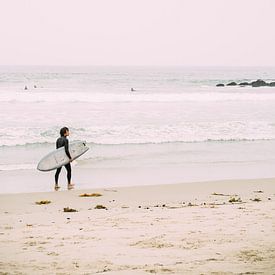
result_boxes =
[216,79,275,87]
[239,82,250,86]
[251,79,268,87]
[226,82,237,86]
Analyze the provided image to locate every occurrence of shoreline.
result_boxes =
[0,176,275,195]
[0,178,274,274]
[2,160,275,194]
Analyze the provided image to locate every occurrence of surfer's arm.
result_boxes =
[64,139,72,159]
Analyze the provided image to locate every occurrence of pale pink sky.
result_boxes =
[0,0,274,66]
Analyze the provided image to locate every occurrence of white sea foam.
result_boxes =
[0,121,275,146]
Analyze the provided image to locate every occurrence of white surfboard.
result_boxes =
[37,141,89,171]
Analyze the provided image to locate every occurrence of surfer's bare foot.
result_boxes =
[54,185,60,191]
[67,183,75,190]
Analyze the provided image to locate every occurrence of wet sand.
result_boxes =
[0,178,274,274]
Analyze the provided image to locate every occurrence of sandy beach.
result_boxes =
[0,178,274,274]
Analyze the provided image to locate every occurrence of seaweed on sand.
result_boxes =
[35,200,51,205]
[63,207,78,212]
[94,205,107,210]
[251,198,261,202]
[228,197,242,203]
[79,193,102,197]
[212,192,231,196]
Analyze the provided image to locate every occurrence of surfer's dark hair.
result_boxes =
[60,127,69,136]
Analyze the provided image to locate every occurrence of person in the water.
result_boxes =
[55,127,74,190]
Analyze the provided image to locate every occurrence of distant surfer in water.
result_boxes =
[55,127,74,191]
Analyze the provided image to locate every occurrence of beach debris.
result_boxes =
[153,204,166,208]
[251,198,261,202]
[188,202,196,206]
[63,207,78,212]
[26,224,33,227]
[79,193,102,197]
[228,197,242,203]
[212,192,231,196]
[94,204,107,210]
[207,202,226,206]
[35,200,51,205]
[4,226,13,230]
[253,190,263,193]
[268,198,271,200]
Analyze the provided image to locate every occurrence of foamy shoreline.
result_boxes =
[0,178,274,274]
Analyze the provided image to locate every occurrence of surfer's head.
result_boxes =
[60,127,69,137]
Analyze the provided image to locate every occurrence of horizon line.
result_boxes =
[1,64,275,68]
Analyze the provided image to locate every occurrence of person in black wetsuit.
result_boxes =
[54,127,74,190]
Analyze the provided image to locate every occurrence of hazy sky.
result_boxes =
[0,0,274,66]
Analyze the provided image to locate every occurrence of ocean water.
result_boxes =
[0,66,275,192]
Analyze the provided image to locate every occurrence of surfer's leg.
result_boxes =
[65,163,72,185]
[55,167,62,189]
[65,163,74,190]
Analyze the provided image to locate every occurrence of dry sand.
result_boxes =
[0,178,275,274]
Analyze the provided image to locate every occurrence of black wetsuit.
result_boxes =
[55,136,72,185]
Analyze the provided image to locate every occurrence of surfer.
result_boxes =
[54,127,74,191]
